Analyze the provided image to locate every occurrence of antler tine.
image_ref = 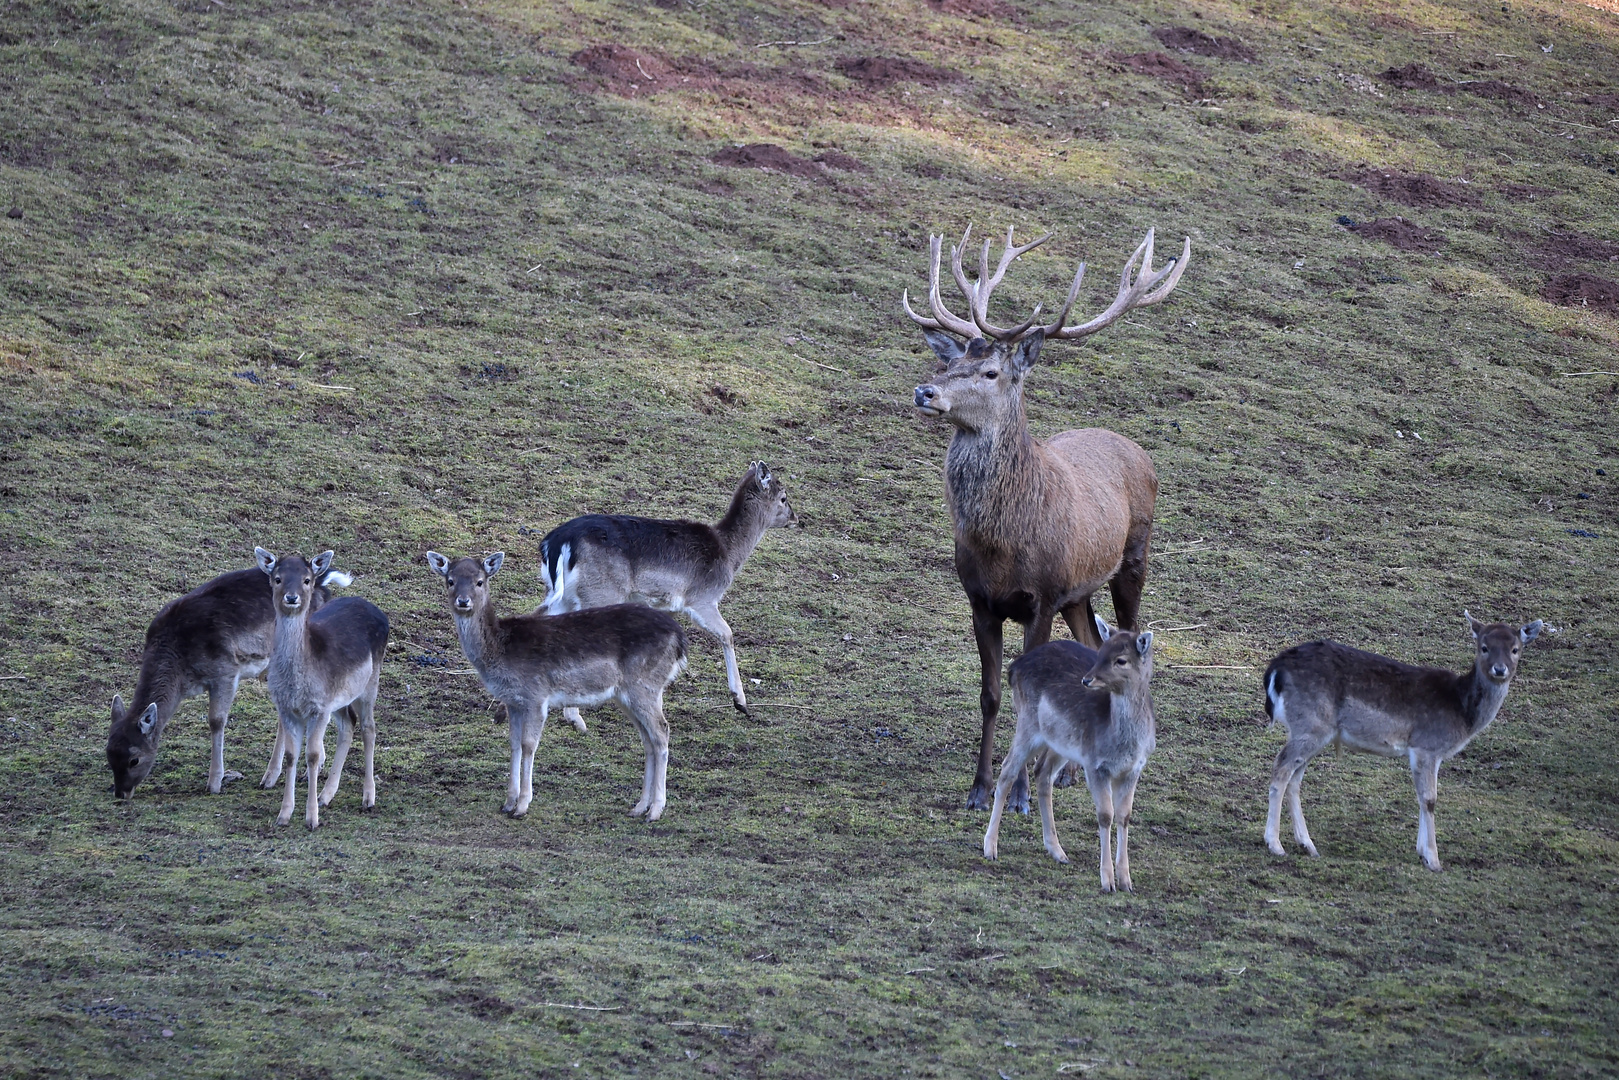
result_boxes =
[1134,234,1193,307]
[905,232,980,338]
[1047,228,1193,340]
[959,225,1051,339]
[1039,260,1088,337]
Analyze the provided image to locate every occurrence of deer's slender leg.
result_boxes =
[512,704,548,818]
[983,719,1038,860]
[204,675,244,793]
[1085,767,1117,892]
[1033,750,1068,864]
[305,712,330,830]
[636,690,671,821]
[276,715,303,827]
[1267,734,1327,855]
[1113,770,1142,892]
[562,707,588,733]
[1411,751,1443,871]
[1286,762,1318,857]
[503,703,524,815]
[319,705,354,807]
[355,697,377,809]
[622,691,658,818]
[685,601,749,718]
[261,720,290,789]
[967,605,1005,812]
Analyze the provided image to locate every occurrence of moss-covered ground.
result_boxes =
[1,0,1616,1075]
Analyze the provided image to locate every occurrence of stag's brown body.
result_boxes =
[907,225,1187,809]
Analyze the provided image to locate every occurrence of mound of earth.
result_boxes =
[928,0,1018,19]
[1459,78,1537,105]
[1110,51,1209,94]
[1543,273,1619,315]
[835,56,959,86]
[570,44,714,96]
[712,143,844,181]
[1536,231,1619,269]
[1333,167,1480,209]
[1346,217,1446,251]
[1379,63,1446,91]
[1152,26,1254,61]
[812,149,868,172]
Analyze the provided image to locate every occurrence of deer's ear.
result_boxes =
[1136,631,1154,657]
[921,329,966,366]
[1010,329,1045,374]
[1093,613,1115,642]
[1464,609,1486,639]
[310,551,334,578]
[483,552,505,577]
[254,547,277,575]
[425,551,451,577]
[1520,620,1544,644]
[137,703,157,737]
[112,695,127,723]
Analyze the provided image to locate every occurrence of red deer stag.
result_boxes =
[906,224,1189,810]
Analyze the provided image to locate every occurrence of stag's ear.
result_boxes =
[1136,631,1154,657]
[1464,609,1486,639]
[254,547,277,575]
[1520,620,1544,644]
[1010,329,1045,374]
[137,703,157,737]
[483,552,505,578]
[310,551,335,578]
[112,695,127,723]
[425,551,451,578]
[1093,613,1115,642]
[921,329,966,366]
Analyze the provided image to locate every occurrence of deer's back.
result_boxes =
[143,568,279,678]
[545,514,732,605]
[306,597,390,669]
[1043,428,1157,525]
[1267,641,1471,752]
[500,604,686,686]
[1011,640,1153,769]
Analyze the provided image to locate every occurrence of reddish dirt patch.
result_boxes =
[928,0,1018,19]
[1110,51,1209,94]
[1347,217,1446,251]
[835,56,959,86]
[712,143,831,181]
[1333,167,1481,209]
[1151,26,1255,61]
[813,149,868,173]
[1502,182,1556,201]
[1543,273,1619,314]
[1379,63,1446,91]
[1581,92,1619,108]
[1535,231,1619,269]
[1459,78,1537,105]
[570,44,715,97]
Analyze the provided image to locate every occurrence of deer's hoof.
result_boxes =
[1266,840,1286,857]
[733,699,754,720]
[965,784,993,812]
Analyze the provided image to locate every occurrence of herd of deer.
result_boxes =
[104,225,1544,888]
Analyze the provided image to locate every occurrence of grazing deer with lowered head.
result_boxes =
[1263,611,1544,871]
[984,617,1156,892]
[107,562,352,800]
[256,548,389,829]
[907,224,1188,810]
[426,551,687,820]
[538,461,794,724]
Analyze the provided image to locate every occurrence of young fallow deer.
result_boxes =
[537,461,794,725]
[256,548,389,830]
[426,551,687,821]
[106,562,352,800]
[984,618,1156,892]
[1263,611,1544,871]
[906,225,1188,811]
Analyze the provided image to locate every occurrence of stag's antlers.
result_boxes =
[902,224,1191,343]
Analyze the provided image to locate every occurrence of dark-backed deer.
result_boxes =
[537,461,793,723]
[256,548,389,830]
[107,563,352,800]
[426,551,687,821]
[984,618,1156,892]
[907,225,1187,809]
[1263,612,1544,871]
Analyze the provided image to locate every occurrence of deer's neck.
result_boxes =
[1109,679,1154,733]
[453,603,504,674]
[272,608,313,674]
[714,496,770,573]
[1460,666,1512,732]
[945,408,1040,546]
[126,651,187,734]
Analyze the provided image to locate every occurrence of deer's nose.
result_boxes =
[914,385,936,407]
[1080,675,1095,688]
[454,597,473,610]
[282,593,300,607]
[1490,664,1510,679]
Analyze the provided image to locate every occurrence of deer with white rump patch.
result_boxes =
[1263,612,1544,871]
[537,461,794,725]
[907,224,1187,811]
[984,617,1156,892]
[107,562,352,800]
[426,551,687,820]
[256,548,388,829]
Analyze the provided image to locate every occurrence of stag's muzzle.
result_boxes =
[915,385,946,415]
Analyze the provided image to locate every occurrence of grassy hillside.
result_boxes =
[1,0,1616,1075]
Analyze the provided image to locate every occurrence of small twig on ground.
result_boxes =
[0,675,28,680]
[904,966,935,974]
[540,1002,621,1012]
[525,264,544,274]
[754,36,833,48]
[717,702,811,710]
[802,357,849,374]
[1561,370,1619,377]
[1149,623,1206,632]
[750,952,773,962]
[978,953,1006,961]
[308,383,356,391]
[668,1021,737,1029]
[1171,664,1255,670]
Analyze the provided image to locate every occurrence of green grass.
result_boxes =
[1,0,1617,1075]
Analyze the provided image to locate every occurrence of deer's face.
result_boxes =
[1467,612,1543,684]
[256,549,332,616]
[1080,618,1154,694]
[750,462,798,528]
[106,696,158,799]
[428,551,502,614]
[914,331,1041,433]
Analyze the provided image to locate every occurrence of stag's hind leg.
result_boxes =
[1109,521,1153,632]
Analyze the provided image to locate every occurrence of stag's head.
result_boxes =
[907,225,1190,433]
[1465,610,1543,684]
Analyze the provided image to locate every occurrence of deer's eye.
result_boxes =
[303,577,312,586]
[273,576,281,584]
[477,580,485,587]
[1116,657,1128,665]
[983,370,998,380]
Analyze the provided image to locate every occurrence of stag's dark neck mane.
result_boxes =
[944,395,1042,547]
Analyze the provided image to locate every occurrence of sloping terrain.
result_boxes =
[0,0,1616,1075]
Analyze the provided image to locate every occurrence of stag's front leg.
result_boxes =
[1411,752,1443,871]
[204,676,244,793]
[967,608,1004,812]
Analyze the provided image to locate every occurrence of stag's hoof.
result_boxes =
[965,783,994,812]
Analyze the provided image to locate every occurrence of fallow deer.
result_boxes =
[1263,611,1544,871]
[906,224,1188,809]
[537,461,794,724]
[256,548,389,830]
[107,563,352,800]
[984,617,1156,892]
[426,551,687,821]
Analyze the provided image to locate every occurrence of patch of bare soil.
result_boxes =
[1347,216,1446,251]
[1581,92,1619,107]
[569,44,714,97]
[1152,26,1254,61]
[1332,167,1481,208]
[1535,231,1619,269]
[835,56,960,86]
[928,0,1018,19]
[1543,273,1619,314]
[812,149,868,173]
[1458,78,1537,105]
[1109,51,1209,95]
[1503,183,1556,201]
[1375,64,1539,106]
[1379,63,1445,91]
[712,143,853,182]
